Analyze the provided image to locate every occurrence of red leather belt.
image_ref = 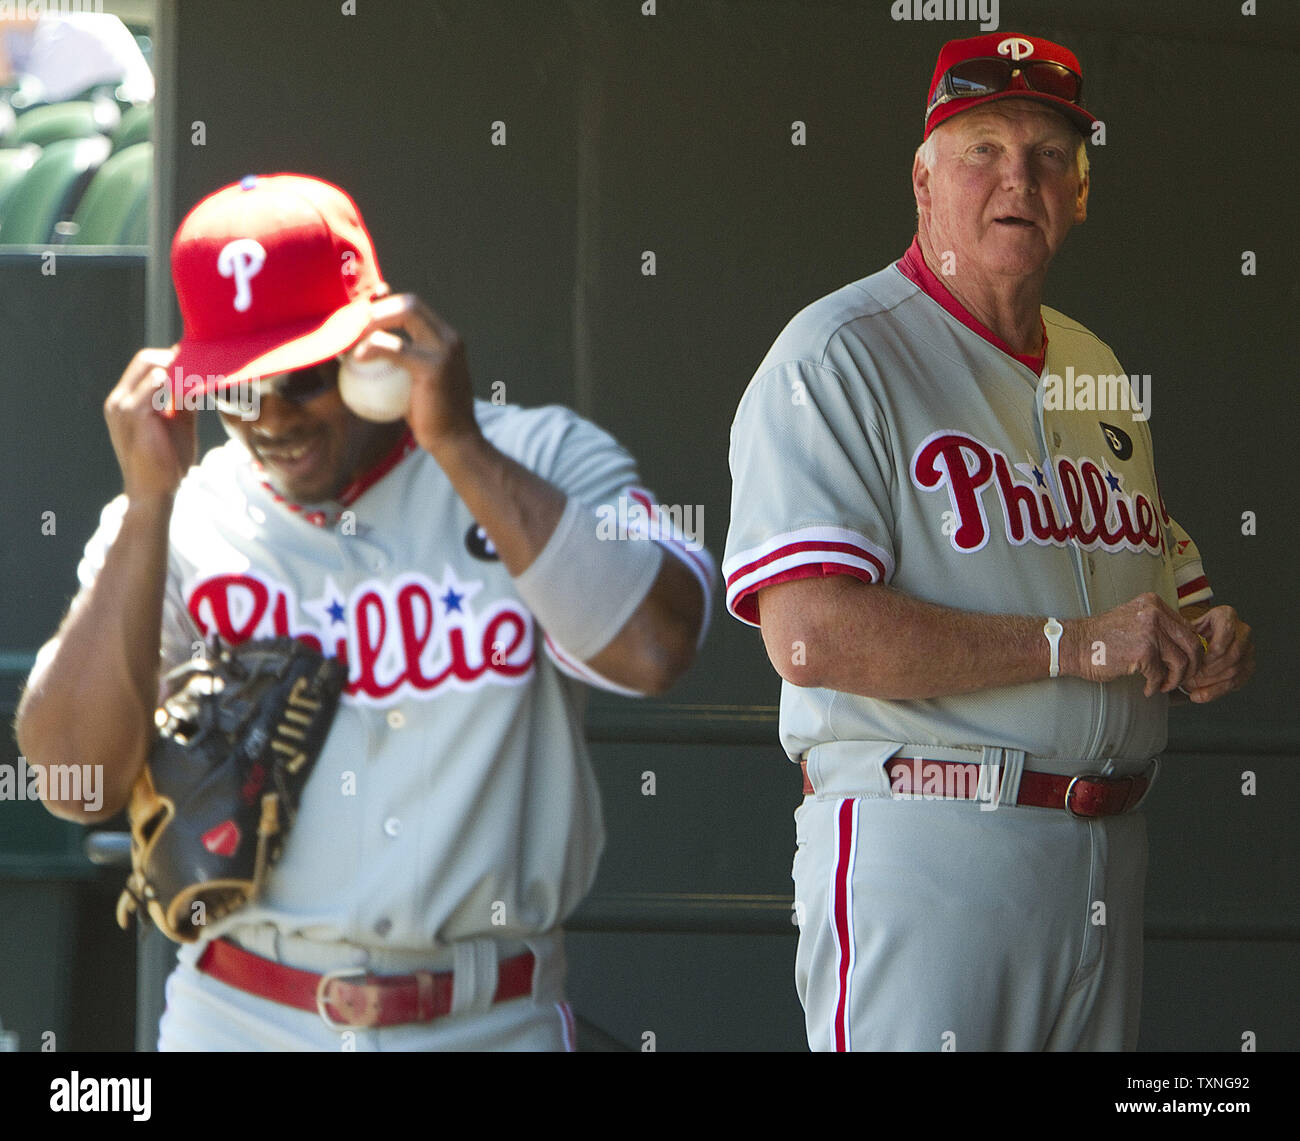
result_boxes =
[197,937,535,1030]
[799,756,1150,818]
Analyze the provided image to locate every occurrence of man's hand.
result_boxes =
[1180,605,1254,703]
[104,348,197,499]
[350,294,481,457]
[1070,592,1206,697]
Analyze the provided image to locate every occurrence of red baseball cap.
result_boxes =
[170,173,386,390]
[923,33,1097,140]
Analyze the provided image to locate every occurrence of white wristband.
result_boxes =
[1043,617,1063,678]
[512,496,664,661]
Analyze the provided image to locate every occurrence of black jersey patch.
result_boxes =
[465,524,500,561]
[1099,421,1133,461]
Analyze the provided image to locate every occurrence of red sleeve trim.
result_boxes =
[730,562,877,627]
[726,540,887,591]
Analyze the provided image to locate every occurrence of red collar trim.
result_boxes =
[896,236,1046,375]
[255,428,419,529]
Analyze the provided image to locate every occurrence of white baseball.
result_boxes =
[339,333,411,422]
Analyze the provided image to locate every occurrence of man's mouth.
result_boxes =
[256,435,325,482]
[994,216,1037,228]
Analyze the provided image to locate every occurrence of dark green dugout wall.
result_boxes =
[1,0,1296,1052]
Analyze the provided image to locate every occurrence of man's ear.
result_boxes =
[912,148,932,212]
[1074,171,1089,224]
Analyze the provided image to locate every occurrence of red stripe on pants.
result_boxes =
[833,798,856,1052]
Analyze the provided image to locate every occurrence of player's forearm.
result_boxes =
[585,551,704,693]
[758,576,1075,699]
[15,495,174,821]
[426,430,567,576]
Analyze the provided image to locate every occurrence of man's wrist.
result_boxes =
[1055,617,1085,679]
[122,490,176,522]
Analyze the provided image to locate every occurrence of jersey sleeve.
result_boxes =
[1153,470,1214,609]
[1168,514,1213,608]
[723,361,896,628]
[500,405,716,693]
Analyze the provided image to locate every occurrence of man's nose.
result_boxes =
[1000,151,1038,194]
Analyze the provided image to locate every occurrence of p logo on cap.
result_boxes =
[217,238,267,313]
[996,37,1034,61]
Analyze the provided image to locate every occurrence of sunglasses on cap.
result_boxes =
[213,359,339,415]
[926,57,1083,124]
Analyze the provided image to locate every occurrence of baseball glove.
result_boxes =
[116,636,347,943]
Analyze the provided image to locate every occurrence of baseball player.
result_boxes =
[16,173,714,1051]
[723,33,1254,1051]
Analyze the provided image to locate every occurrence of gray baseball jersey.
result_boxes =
[70,399,714,953]
[724,255,1212,776]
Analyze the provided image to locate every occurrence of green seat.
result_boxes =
[65,142,151,245]
[0,146,40,220]
[8,102,106,147]
[59,87,124,134]
[0,135,111,245]
[110,103,152,152]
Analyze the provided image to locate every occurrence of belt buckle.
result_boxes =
[1065,760,1158,818]
[1064,772,1106,819]
[315,966,369,1031]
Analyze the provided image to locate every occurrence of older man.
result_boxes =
[723,33,1253,1051]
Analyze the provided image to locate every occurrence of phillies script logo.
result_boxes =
[911,430,1170,556]
[186,566,535,703]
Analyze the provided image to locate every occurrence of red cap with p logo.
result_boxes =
[924,33,1097,139]
[170,173,386,391]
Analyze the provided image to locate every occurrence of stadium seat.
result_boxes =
[110,103,152,152]
[8,101,108,147]
[0,135,111,245]
[0,146,40,219]
[62,85,125,132]
[63,142,151,246]
[118,183,151,246]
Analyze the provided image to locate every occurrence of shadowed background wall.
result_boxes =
[1,0,1295,1051]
